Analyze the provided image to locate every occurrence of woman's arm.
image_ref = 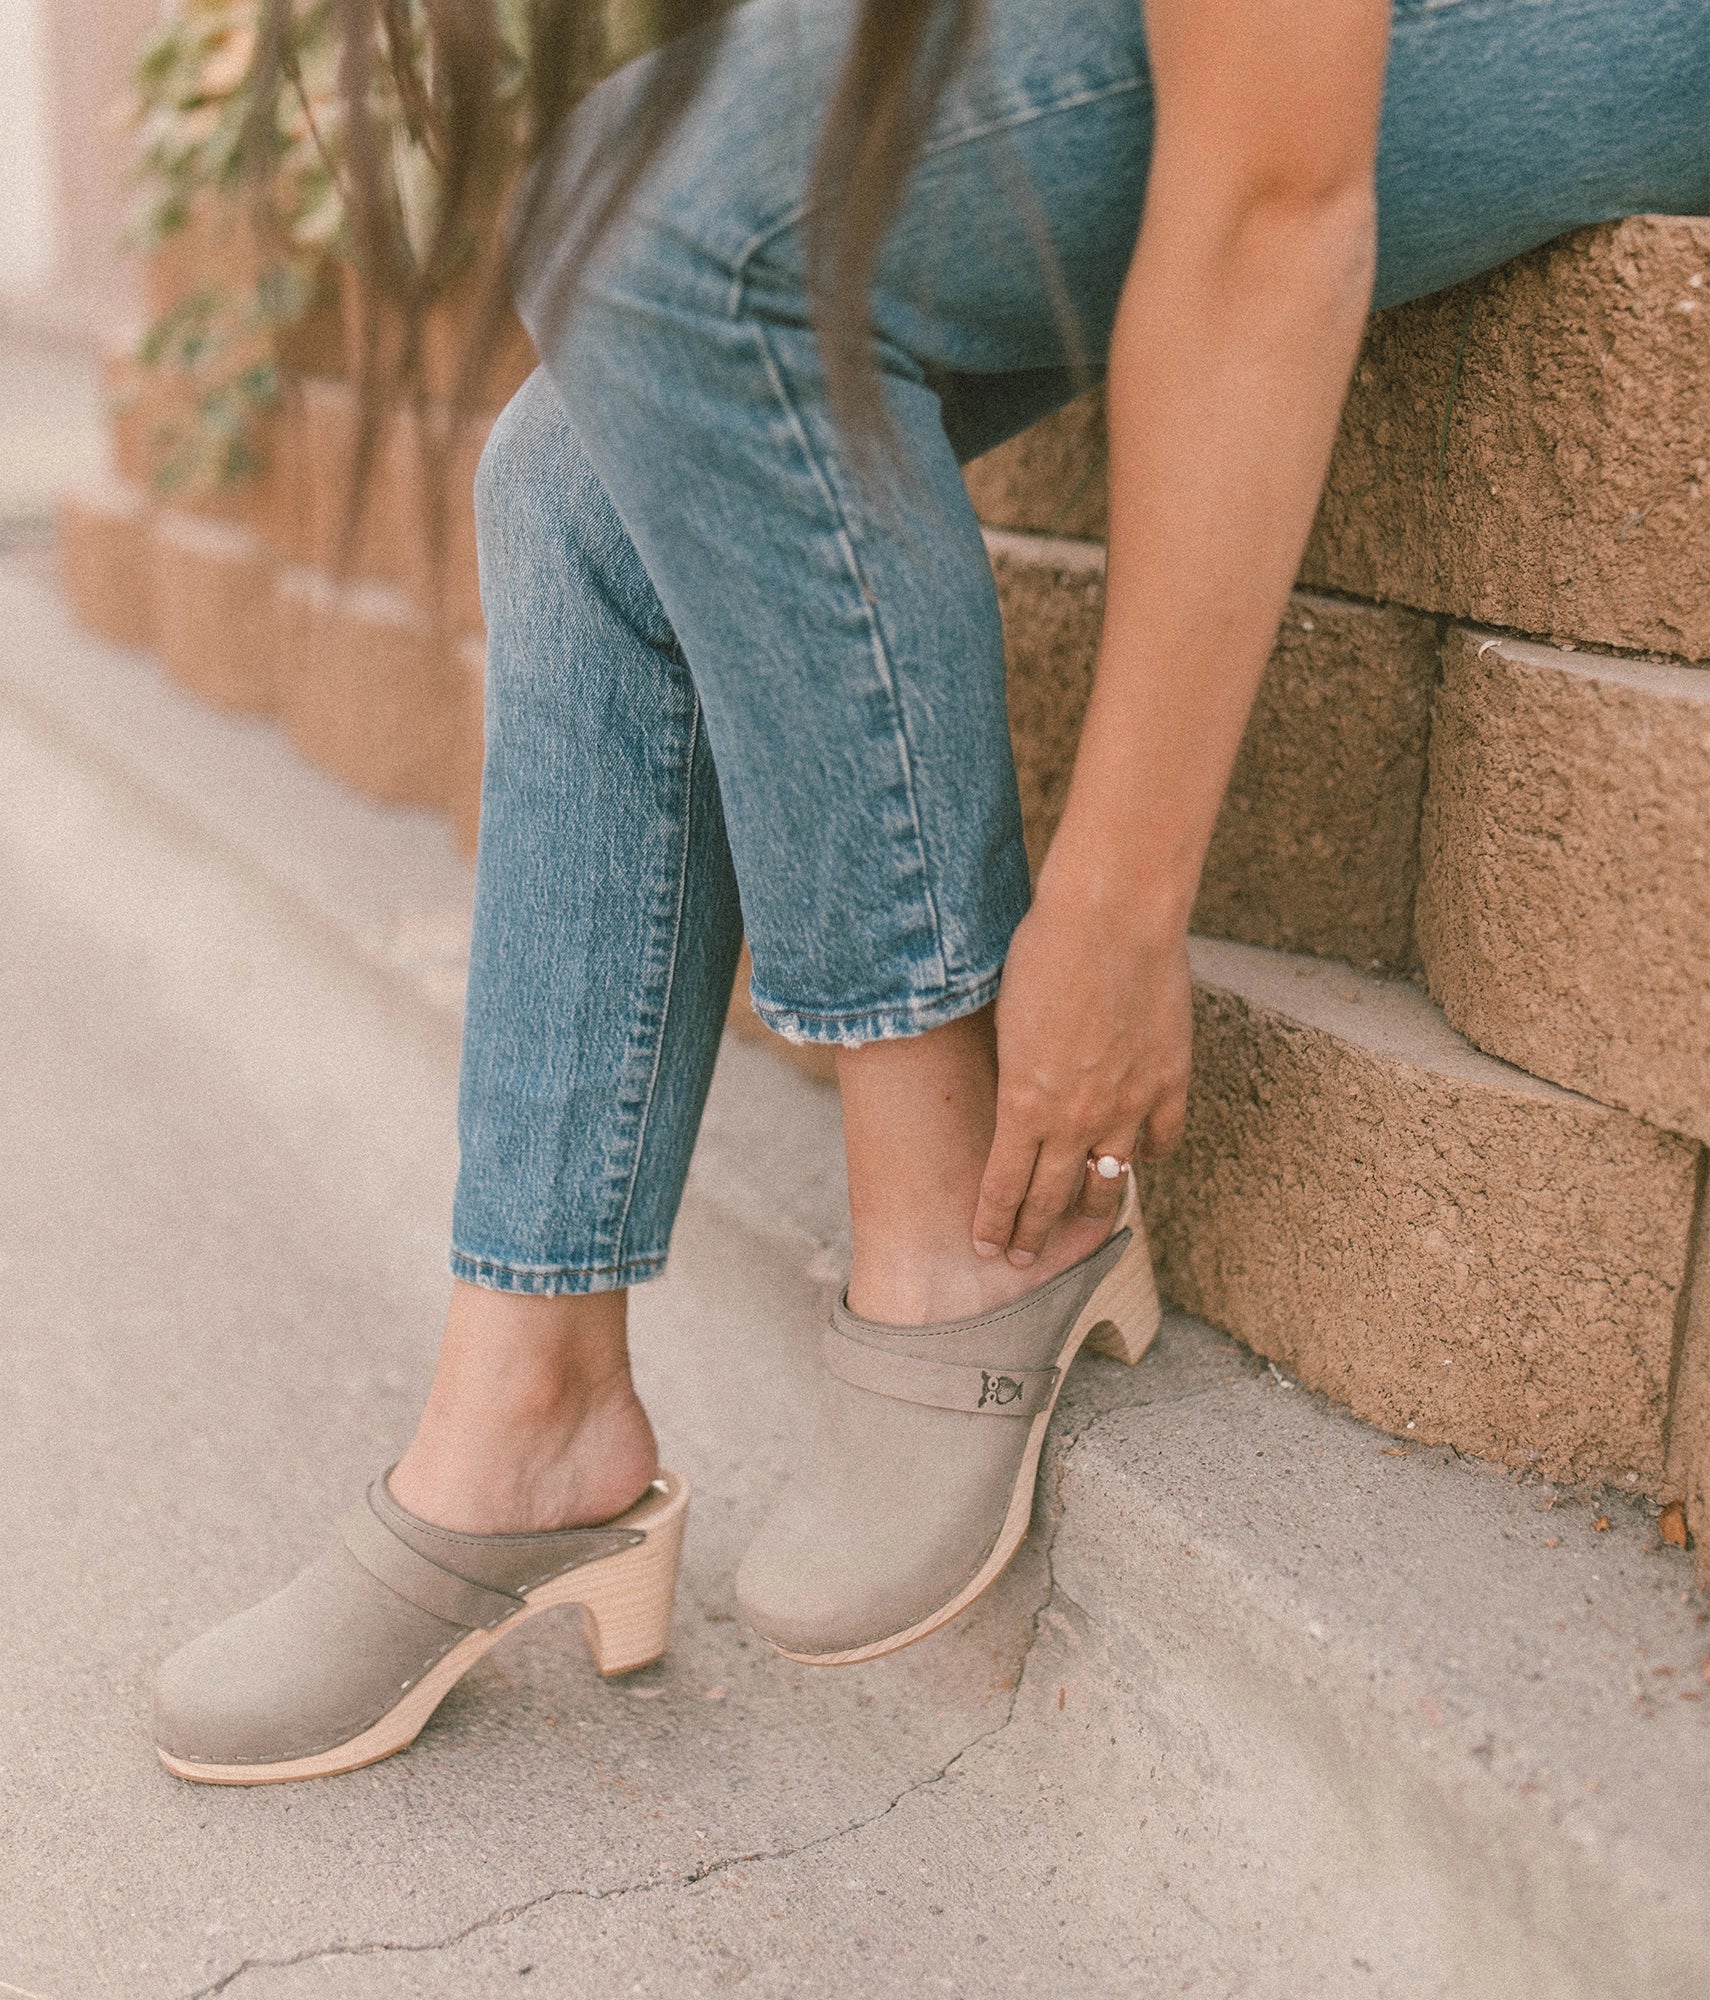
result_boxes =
[973,0,1391,1264]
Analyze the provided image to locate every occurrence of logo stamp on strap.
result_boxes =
[978,1372,1025,1409]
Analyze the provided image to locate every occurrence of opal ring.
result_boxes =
[1088,1153,1130,1181]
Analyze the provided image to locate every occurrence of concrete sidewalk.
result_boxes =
[0,555,1236,1999]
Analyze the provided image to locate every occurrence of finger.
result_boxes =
[1076,1144,1134,1221]
[1007,1143,1091,1265]
[1138,1088,1189,1161]
[973,1126,1040,1258]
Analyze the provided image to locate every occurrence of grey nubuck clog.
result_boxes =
[737,1177,1161,1666]
[153,1468,689,1785]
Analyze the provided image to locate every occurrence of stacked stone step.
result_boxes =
[969,214,1710,1571]
[55,199,524,856]
[55,211,1710,1568]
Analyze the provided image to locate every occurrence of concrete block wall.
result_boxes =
[966,216,1710,1567]
[992,533,1441,970]
[1416,631,1710,1141]
[56,214,1710,1564]
[1303,216,1710,660]
[1147,940,1698,1487]
[58,211,513,854]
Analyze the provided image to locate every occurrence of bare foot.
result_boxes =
[388,1284,659,1534]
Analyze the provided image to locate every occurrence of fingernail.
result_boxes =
[1008,1248,1036,1268]
[973,1239,1001,1259]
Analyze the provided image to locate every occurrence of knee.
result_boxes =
[471,365,676,687]
[472,366,575,562]
[472,367,629,624]
[472,369,608,699]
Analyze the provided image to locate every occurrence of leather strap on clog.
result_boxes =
[822,1324,1058,1416]
[341,1493,526,1632]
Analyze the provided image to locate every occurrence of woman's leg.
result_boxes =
[389,1287,647,1533]
[394,371,744,1532]
[517,3,1153,1345]
[485,0,1710,1660]
[406,0,1710,1522]
[151,407,728,1771]
[523,0,1708,1334]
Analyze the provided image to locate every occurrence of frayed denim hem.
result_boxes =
[448,1249,668,1295]
[749,964,1005,1048]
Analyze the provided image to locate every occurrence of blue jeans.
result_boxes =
[450,0,1710,1294]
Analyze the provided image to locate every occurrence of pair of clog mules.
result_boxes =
[155,1187,1158,1784]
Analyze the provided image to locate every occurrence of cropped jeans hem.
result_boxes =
[447,1248,670,1297]
[751,964,1007,1048]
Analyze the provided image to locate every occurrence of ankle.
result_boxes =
[847,1205,1115,1326]
[392,1372,658,1533]
[389,1283,659,1534]
[845,1247,994,1325]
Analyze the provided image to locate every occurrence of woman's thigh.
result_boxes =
[1373,0,1710,306]
[554,0,1707,399]
[512,0,1705,1035]
[867,0,1709,371]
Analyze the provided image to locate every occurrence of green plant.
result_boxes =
[128,0,549,492]
[129,2,340,489]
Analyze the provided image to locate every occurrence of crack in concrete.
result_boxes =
[174,1456,1096,2000]
[180,1426,1104,1999]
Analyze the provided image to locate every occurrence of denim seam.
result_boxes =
[449,1249,669,1289]
[750,963,1005,1047]
[606,697,702,1270]
[721,74,1149,303]
[916,74,1150,166]
[745,315,951,990]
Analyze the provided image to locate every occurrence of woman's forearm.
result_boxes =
[974,0,1390,1252]
[1043,191,1378,931]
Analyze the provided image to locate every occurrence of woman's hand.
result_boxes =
[972,866,1193,1266]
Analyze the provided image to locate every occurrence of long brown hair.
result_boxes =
[242,0,984,501]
